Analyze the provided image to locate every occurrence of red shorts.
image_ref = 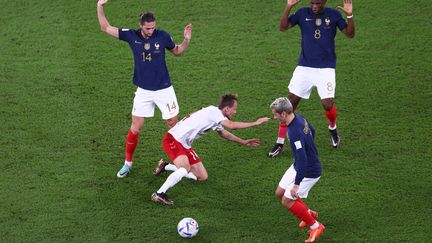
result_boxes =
[162,133,201,165]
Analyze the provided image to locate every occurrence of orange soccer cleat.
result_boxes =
[305,222,325,242]
[299,210,318,228]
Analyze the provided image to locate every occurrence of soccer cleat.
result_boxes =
[268,143,283,157]
[299,210,318,228]
[152,159,168,176]
[117,164,131,178]
[329,128,340,148]
[305,222,325,242]
[151,192,174,205]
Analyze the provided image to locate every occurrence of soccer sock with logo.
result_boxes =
[157,167,188,193]
[125,130,139,163]
[276,123,288,144]
[288,199,317,227]
[325,104,337,129]
[165,164,197,180]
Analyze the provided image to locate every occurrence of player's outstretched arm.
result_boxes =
[217,130,261,147]
[171,24,192,56]
[280,0,300,31]
[338,0,355,38]
[220,117,270,130]
[97,0,119,38]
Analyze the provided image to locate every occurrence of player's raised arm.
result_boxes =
[338,0,355,38]
[220,117,270,130]
[280,0,300,31]
[170,23,192,56]
[217,130,261,147]
[97,0,119,38]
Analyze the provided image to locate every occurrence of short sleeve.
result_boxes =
[160,30,175,50]
[208,106,227,126]
[288,9,302,27]
[118,28,134,43]
[212,124,224,131]
[335,11,348,31]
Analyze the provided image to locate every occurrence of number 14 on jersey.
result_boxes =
[166,102,177,112]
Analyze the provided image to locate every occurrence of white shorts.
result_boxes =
[131,86,179,119]
[288,66,336,99]
[278,164,320,200]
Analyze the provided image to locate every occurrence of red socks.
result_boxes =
[125,130,139,162]
[288,199,316,227]
[278,123,288,139]
[325,104,337,129]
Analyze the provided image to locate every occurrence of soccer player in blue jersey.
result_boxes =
[97,0,193,177]
[269,0,355,157]
[270,97,324,242]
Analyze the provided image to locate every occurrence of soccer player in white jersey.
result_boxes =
[151,94,270,205]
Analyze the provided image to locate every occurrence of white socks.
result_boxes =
[165,164,178,171]
[185,171,197,180]
[310,221,319,230]
[125,161,132,167]
[276,137,285,144]
[157,167,188,194]
[165,164,197,180]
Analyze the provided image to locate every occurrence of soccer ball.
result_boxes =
[177,217,199,238]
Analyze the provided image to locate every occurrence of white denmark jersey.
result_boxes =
[168,106,227,149]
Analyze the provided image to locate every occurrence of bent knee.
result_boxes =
[166,117,178,128]
[197,174,208,181]
[275,190,283,199]
[321,99,334,110]
[130,123,144,134]
[323,104,333,111]
[281,196,295,208]
[130,127,141,135]
[275,187,285,199]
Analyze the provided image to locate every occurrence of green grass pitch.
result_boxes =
[1,0,431,241]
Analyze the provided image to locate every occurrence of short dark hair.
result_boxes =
[218,93,238,109]
[140,12,156,24]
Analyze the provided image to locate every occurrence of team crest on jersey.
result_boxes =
[154,42,161,53]
[303,119,309,135]
[315,18,322,26]
[144,43,150,50]
[324,17,331,29]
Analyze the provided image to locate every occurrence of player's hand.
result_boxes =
[337,0,353,16]
[97,0,108,7]
[290,184,299,199]
[255,117,270,125]
[243,138,261,147]
[287,0,301,7]
[184,23,192,40]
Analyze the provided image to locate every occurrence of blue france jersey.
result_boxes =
[119,28,176,90]
[288,114,322,185]
[288,7,347,68]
